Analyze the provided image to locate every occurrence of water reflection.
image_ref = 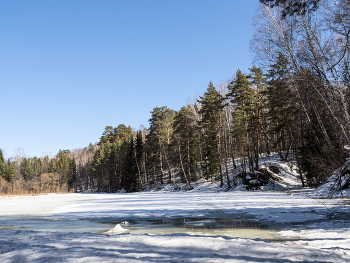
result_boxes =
[100,218,280,241]
[0,216,280,241]
[146,218,268,229]
[217,218,268,229]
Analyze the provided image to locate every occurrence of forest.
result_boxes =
[1,0,350,194]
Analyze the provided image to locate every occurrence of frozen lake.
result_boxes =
[1,192,349,262]
[0,193,281,241]
[1,191,348,241]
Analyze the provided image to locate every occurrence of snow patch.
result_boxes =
[103,224,128,235]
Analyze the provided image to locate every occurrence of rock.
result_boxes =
[268,166,280,174]
[239,171,269,190]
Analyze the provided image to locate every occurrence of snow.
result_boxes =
[311,158,350,198]
[44,192,346,226]
[104,224,128,235]
[0,230,347,262]
[0,153,350,262]
[1,191,349,262]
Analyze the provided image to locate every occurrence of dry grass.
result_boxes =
[0,173,71,198]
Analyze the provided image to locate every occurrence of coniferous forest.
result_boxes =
[1,0,350,194]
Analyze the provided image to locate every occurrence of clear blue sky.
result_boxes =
[0,0,259,159]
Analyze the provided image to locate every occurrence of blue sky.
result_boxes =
[0,0,259,159]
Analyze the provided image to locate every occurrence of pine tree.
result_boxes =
[92,143,105,191]
[109,141,119,191]
[114,124,133,141]
[33,157,43,177]
[43,156,50,173]
[198,81,226,186]
[0,149,5,179]
[228,69,256,172]
[100,126,115,144]
[173,106,200,183]
[20,158,34,181]
[266,53,298,160]
[135,131,144,186]
[249,66,268,169]
[69,157,77,191]
[0,149,4,163]
[6,160,17,182]
[48,159,56,173]
[123,138,138,192]
[57,154,69,181]
[147,106,175,184]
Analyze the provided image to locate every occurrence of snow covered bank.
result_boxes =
[0,230,348,263]
[311,158,350,198]
[142,153,304,193]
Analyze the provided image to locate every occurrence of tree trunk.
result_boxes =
[177,139,192,189]
[159,149,164,185]
[163,146,173,184]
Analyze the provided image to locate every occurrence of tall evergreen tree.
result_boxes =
[6,160,17,182]
[33,157,43,177]
[249,66,268,169]
[20,158,34,181]
[0,149,5,179]
[147,106,175,184]
[114,124,133,141]
[123,138,138,192]
[198,81,226,186]
[228,69,256,172]
[266,53,298,160]
[69,157,77,191]
[100,126,115,144]
[92,143,105,191]
[173,106,200,183]
[135,131,144,186]
[48,159,56,173]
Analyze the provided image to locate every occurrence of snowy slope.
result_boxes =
[142,153,304,193]
[311,158,350,198]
